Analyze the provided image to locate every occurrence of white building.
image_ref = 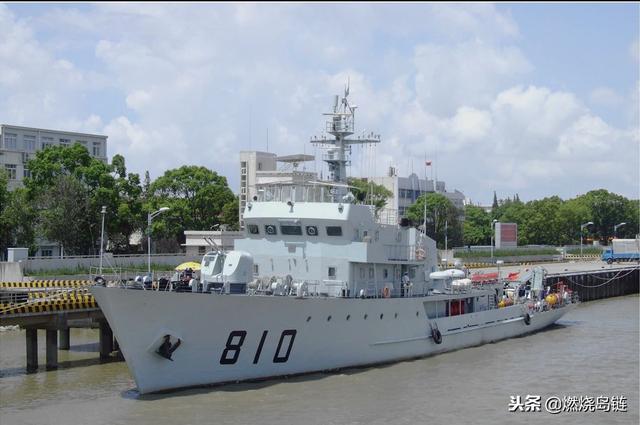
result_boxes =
[239,151,316,228]
[1,124,108,257]
[372,168,467,219]
[183,230,244,258]
[1,124,108,191]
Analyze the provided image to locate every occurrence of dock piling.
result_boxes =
[99,321,113,360]
[46,329,58,370]
[59,328,70,350]
[26,328,38,373]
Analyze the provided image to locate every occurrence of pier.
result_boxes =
[0,280,118,372]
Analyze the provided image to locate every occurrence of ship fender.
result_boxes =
[524,313,531,326]
[431,327,442,344]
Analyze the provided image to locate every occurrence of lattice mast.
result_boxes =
[310,84,381,202]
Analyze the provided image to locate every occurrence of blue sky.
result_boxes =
[1,3,638,205]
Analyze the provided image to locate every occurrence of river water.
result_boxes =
[1,295,638,425]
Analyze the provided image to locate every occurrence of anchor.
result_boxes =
[156,335,182,361]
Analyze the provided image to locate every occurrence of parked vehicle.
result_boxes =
[601,238,640,264]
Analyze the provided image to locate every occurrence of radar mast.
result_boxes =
[310,83,381,202]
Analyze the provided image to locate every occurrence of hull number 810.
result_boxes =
[220,329,297,365]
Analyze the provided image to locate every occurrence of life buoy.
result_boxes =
[383,287,391,298]
[524,313,531,326]
[431,328,442,344]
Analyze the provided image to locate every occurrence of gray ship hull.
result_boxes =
[92,286,572,394]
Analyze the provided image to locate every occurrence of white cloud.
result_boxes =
[589,87,624,108]
[1,3,637,205]
[413,40,531,116]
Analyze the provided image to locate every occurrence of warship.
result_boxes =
[92,88,576,394]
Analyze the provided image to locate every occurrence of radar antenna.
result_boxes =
[310,84,381,202]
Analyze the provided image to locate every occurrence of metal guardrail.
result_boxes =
[26,252,188,260]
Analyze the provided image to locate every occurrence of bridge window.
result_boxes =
[326,226,343,236]
[247,224,259,235]
[281,225,302,235]
[265,225,277,235]
[328,267,336,279]
[306,226,318,236]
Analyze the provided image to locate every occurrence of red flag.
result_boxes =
[425,161,432,166]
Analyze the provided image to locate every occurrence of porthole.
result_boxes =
[380,313,384,319]
[327,315,332,322]
[306,316,312,322]
[394,313,398,319]
[346,315,351,321]
[364,314,368,320]
[416,311,419,317]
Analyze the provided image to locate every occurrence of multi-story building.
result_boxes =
[239,151,277,228]
[183,230,245,258]
[1,124,108,190]
[239,151,316,228]
[1,124,108,257]
[372,167,467,219]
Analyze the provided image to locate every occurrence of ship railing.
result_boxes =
[255,183,335,203]
[324,118,354,134]
[301,279,346,297]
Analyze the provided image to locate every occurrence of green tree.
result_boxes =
[147,166,236,245]
[108,155,145,253]
[220,196,240,231]
[0,170,10,256]
[26,144,147,254]
[406,193,462,249]
[556,198,591,245]
[347,178,393,215]
[575,190,633,243]
[620,199,640,239]
[491,191,499,216]
[36,175,97,255]
[463,205,491,246]
[1,170,37,255]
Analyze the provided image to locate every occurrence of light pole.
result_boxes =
[496,260,504,282]
[148,207,170,278]
[99,206,107,276]
[580,221,594,257]
[444,219,448,253]
[614,222,626,238]
[490,219,498,260]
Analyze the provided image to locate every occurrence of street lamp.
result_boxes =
[490,219,498,260]
[580,221,594,257]
[614,222,626,238]
[99,206,107,276]
[148,207,170,278]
